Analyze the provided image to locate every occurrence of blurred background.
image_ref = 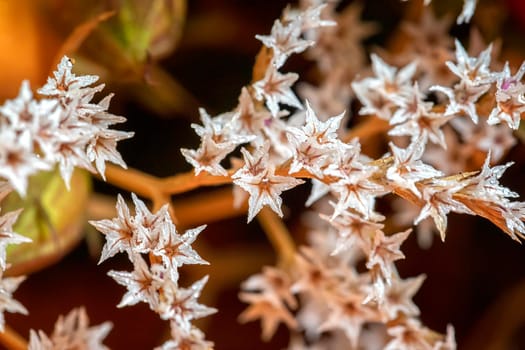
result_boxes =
[3,0,525,349]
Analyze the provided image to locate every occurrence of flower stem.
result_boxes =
[103,165,160,198]
[256,207,296,268]
[342,116,390,143]
[159,171,234,195]
[0,325,27,350]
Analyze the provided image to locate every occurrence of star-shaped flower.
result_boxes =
[156,276,216,323]
[233,146,304,222]
[256,19,313,68]
[445,39,494,85]
[241,266,297,309]
[385,318,437,350]
[431,81,488,123]
[366,229,412,283]
[286,101,345,176]
[155,321,213,350]
[231,87,271,135]
[369,54,417,99]
[330,174,386,220]
[319,289,377,348]
[322,204,385,255]
[389,104,452,149]
[381,274,426,320]
[0,128,50,196]
[89,194,141,263]
[0,208,31,271]
[238,290,298,341]
[181,134,235,176]
[252,66,303,117]
[0,273,27,332]
[87,128,133,180]
[387,139,443,197]
[415,178,474,241]
[152,224,208,281]
[488,62,525,129]
[38,56,99,98]
[108,254,159,308]
[28,307,112,350]
[390,82,433,125]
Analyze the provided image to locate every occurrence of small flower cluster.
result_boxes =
[0,56,133,196]
[0,0,520,348]
[181,2,335,222]
[184,0,525,251]
[28,307,112,350]
[179,0,525,348]
[0,56,136,348]
[240,228,455,349]
[89,193,216,349]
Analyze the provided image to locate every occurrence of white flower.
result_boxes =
[256,19,313,68]
[387,139,443,197]
[233,146,304,222]
[181,134,235,176]
[445,39,494,85]
[366,229,412,284]
[487,62,525,129]
[431,81,488,123]
[0,273,27,332]
[38,56,99,98]
[415,178,474,241]
[108,254,161,308]
[0,128,50,196]
[252,65,303,117]
[89,194,142,262]
[155,320,213,350]
[152,224,208,281]
[0,208,31,271]
[0,56,132,193]
[155,275,217,322]
[286,101,345,177]
[381,274,426,320]
[28,307,112,350]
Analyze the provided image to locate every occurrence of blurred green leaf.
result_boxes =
[3,168,92,276]
[105,0,187,64]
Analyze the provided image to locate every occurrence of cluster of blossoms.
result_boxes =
[0,56,133,196]
[178,0,525,348]
[0,56,132,346]
[0,55,215,348]
[0,188,112,349]
[0,0,521,348]
[89,194,216,349]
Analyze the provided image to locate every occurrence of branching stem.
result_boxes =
[256,207,296,268]
[0,326,27,350]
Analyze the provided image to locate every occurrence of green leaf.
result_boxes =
[3,168,92,276]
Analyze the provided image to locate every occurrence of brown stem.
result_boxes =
[342,116,390,143]
[104,165,160,198]
[171,188,248,228]
[256,207,296,268]
[251,46,273,83]
[159,170,234,195]
[0,325,27,350]
[87,188,247,229]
